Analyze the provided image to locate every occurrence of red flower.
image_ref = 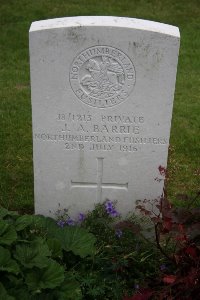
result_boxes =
[163,275,176,284]
[185,245,197,258]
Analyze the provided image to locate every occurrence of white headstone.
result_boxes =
[29,16,180,218]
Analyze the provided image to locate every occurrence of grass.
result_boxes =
[0,0,199,212]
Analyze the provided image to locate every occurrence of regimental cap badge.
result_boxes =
[70,46,136,108]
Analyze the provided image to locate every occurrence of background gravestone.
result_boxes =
[29,16,180,218]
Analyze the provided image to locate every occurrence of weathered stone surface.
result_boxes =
[29,16,180,218]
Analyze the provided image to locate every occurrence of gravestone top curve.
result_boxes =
[30,16,179,38]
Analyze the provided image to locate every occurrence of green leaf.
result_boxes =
[15,215,34,231]
[0,207,18,220]
[32,237,52,256]
[26,259,64,290]
[31,294,55,300]
[53,275,82,300]
[12,289,31,300]
[5,274,23,287]
[139,251,153,262]
[0,207,10,219]
[56,227,96,258]
[29,215,96,257]
[0,246,20,274]
[4,277,31,300]
[47,238,63,258]
[33,215,58,235]
[0,282,15,300]
[0,220,17,245]
[14,238,51,269]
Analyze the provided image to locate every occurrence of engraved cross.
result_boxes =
[71,157,128,202]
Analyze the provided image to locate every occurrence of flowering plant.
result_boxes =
[1,187,199,299]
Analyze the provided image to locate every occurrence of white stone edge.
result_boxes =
[29,16,180,38]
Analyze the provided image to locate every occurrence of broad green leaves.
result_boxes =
[25,260,65,290]
[0,208,98,299]
[34,215,96,258]
[56,226,96,258]
[0,220,17,245]
[14,238,51,269]
[15,215,35,231]
[0,207,18,220]
[0,283,15,300]
[53,276,82,300]
[47,238,63,258]
[0,246,20,274]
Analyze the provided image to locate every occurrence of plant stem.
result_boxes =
[155,223,176,264]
